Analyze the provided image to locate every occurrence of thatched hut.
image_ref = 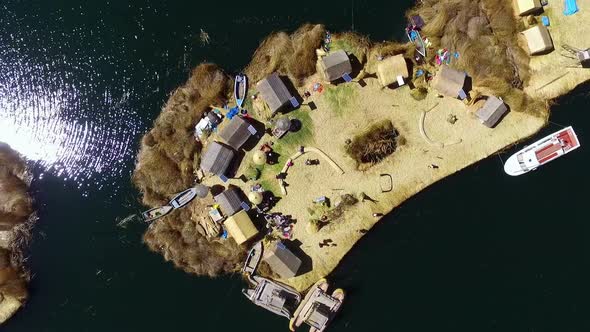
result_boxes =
[223,210,258,245]
[431,65,468,99]
[219,116,256,150]
[263,241,302,279]
[214,187,245,217]
[376,55,409,87]
[319,49,352,82]
[257,72,293,114]
[521,25,554,55]
[475,96,508,128]
[513,0,542,16]
[200,141,235,176]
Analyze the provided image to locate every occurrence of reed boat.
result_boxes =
[242,241,263,275]
[169,188,198,209]
[504,126,580,176]
[406,28,426,57]
[142,205,173,222]
[234,74,247,109]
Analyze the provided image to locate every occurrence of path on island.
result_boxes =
[419,103,462,148]
[278,147,344,195]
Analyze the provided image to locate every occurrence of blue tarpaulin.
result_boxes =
[564,0,579,15]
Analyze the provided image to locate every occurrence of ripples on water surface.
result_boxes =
[0,2,180,191]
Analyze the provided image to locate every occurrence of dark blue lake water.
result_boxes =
[1,1,589,331]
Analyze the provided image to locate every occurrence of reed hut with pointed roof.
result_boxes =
[377,54,409,87]
[475,96,508,128]
[200,141,234,176]
[521,25,553,56]
[513,0,542,16]
[263,241,302,279]
[214,186,245,217]
[257,72,293,114]
[219,116,256,150]
[224,210,258,245]
[320,49,352,82]
[431,65,467,99]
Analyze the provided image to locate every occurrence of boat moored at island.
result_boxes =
[504,126,580,176]
[234,74,247,109]
[142,205,173,222]
[242,275,302,319]
[290,278,344,332]
[169,188,198,209]
[242,241,263,275]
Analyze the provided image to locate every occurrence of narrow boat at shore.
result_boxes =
[242,241,263,275]
[141,205,173,222]
[406,28,426,57]
[169,187,198,209]
[243,275,301,319]
[504,126,580,176]
[234,74,247,109]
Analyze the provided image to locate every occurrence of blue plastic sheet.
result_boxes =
[564,0,579,16]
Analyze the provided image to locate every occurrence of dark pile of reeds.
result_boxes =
[346,120,400,166]
[142,204,245,277]
[245,24,326,86]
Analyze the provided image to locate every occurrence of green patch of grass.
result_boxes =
[242,87,257,113]
[323,85,356,116]
[273,109,315,156]
[331,39,362,60]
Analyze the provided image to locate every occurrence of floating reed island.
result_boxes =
[133,0,590,321]
[0,143,36,324]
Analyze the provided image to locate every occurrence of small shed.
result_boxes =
[431,65,467,99]
[200,141,235,176]
[513,0,542,16]
[219,116,256,150]
[214,187,245,217]
[257,73,293,114]
[263,241,302,279]
[320,49,352,82]
[224,210,258,245]
[578,49,590,68]
[475,96,508,128]
[522,25,554,55]
[377,55,409,87]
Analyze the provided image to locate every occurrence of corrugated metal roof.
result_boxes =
[219,116,254,150]
[200,141,234,176]
[214,187,244,217]
[263,241,302,278]
[320,50,352,81]
[257,73,292,113]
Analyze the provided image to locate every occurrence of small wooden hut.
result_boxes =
[200,141,235,176]
[263,241,302,278]
[431,65,468,99]
[214,187,245,217]
[257,73,293,114]
[376,55,409,88]
[578,49,590,68]
[219,116,256,150]
[513,0,543,16]
[320,49,352,82]
[475,96,508,128]
[522,25,554,55]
